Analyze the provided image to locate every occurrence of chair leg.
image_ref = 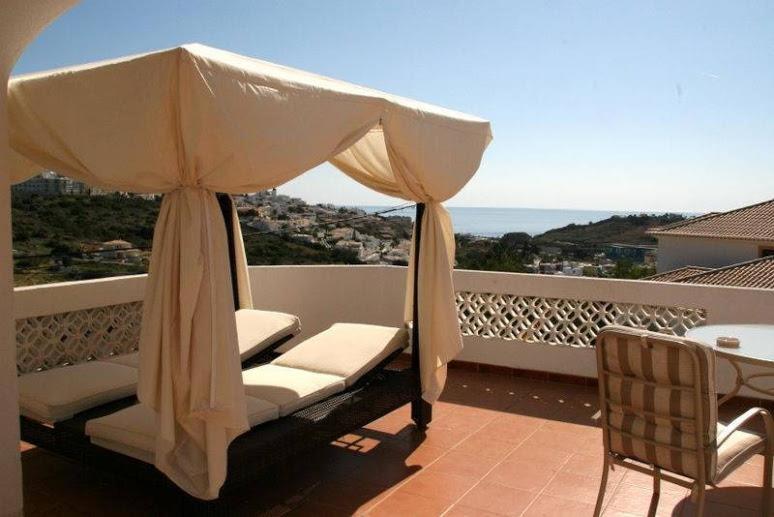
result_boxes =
[692,483,706,517]
[593,455,611,517]
[763,453,772,517]
[648,467,661,517]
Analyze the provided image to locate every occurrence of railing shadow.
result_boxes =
[440,365,603,426]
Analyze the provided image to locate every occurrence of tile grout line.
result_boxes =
[514,420,579,517]
[363,404,501,515]
[362,387,599,515]
[438,410,550,516]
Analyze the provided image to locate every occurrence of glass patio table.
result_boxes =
[687,324,774,405]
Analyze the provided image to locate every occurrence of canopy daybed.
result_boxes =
[8,44,492,503]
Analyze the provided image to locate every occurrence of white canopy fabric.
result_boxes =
[7,44,492,499]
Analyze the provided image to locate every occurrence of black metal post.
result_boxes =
[411,202,433,430]
[216,193,240,309]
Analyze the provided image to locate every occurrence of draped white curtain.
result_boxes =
[330,120,490,401]
[7,44,492,499]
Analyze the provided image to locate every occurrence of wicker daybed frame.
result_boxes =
[19,201,432,509]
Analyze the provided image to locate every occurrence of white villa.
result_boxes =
[648,199,774,273]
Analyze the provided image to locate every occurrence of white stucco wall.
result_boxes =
[0,3,77,515]
[247,265,407,351]
[656,235,770,272]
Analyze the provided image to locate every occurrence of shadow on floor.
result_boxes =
[22,427,427,516]
[671,485,766,516]
[21,369,769,516]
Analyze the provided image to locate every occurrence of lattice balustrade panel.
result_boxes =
[456,292,706,348]
[16,301,143,374]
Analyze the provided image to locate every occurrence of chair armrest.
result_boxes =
[717,407,774,448]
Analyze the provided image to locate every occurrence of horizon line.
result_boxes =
[345,203,701,216]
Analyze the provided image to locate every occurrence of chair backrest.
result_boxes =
[596,325,717,480]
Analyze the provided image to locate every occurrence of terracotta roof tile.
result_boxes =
[644,266,711,282]
[674,256,774,289]
[647,199,774,242]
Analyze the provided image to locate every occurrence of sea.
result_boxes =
[358,205,675,238]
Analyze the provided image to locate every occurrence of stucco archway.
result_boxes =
[0,3,78,515]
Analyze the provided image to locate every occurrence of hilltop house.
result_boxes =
[99,239,141,262]
[647,198,774,272]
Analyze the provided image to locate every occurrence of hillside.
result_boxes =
[242,232,360,265]
[454,214,686,277]
[12,193,161,256]
[12,193,683,285]
[11,193,367,285]
[532,213,685,246]
[456,232,536,273]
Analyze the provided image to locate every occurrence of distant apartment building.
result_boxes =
[647,199,774,272]
[12,171,90,195]
[13,172,162,199]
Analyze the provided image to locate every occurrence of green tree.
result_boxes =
[611,259,655,279]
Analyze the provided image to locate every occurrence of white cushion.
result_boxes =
[100,309,299,369]
[104,352,140,369]
[236,309,300,360]
[86,404,156,462]
[86,396,279,464]
[90,436,155,464]
[18,362,138,423]
[242,364,345,416]
[272,323,408,386]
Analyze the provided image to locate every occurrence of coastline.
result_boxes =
[357,205,694,238]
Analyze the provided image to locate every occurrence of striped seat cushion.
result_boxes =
[598,327,717,479]
[715,421,765,483]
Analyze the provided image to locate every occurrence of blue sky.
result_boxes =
[14,0,774,212]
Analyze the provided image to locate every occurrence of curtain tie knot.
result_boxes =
[176,182,211,192]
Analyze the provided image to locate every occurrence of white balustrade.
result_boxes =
[13,267,774,387]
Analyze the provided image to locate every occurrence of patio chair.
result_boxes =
[594,325,773,517]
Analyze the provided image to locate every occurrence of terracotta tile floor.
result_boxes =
[21,368,769,516]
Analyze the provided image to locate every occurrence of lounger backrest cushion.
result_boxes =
[18,361,138,423]
[101,310,299,369]
[236,309,301,360]
[272,323,408,386]
[85,396,279,464]
[242,364,345,416]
